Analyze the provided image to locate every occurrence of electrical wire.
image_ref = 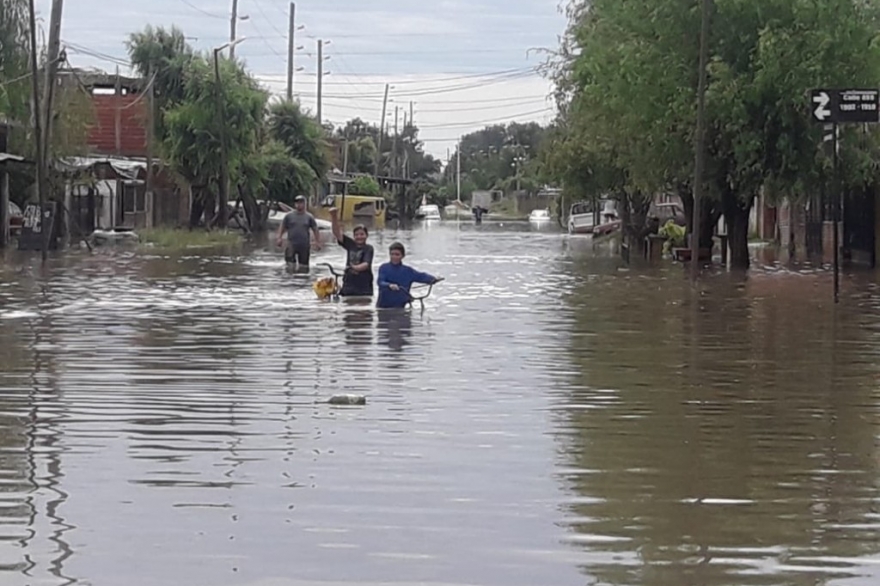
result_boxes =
[178,0,226,20]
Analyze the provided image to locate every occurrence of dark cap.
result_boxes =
[294,195,306,203]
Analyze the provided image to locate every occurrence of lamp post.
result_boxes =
[214,37,247,229]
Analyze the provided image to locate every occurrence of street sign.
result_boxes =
[810,89,880,124]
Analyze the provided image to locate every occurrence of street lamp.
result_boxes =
[213,37,248,229]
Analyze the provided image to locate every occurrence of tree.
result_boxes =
[349,175,381,197]
[0,0,30,122]
[267,100,331,190]
[448,122,548,200]
[544,0,880,269]
[127,26,194,141]
[162,55,266,227]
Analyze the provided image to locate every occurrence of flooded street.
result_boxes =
[1,222,880,586]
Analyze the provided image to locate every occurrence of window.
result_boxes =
[122,182,146,214]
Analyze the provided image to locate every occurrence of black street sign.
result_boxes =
[810,88,880,124]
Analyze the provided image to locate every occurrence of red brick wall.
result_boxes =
[87,94,147,157]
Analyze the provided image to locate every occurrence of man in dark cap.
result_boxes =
[276,195,322,270]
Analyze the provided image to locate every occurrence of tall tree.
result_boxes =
[162,55,266,227]
[126,26,194,141]
[267,100,330,189]
[544,0,880,268]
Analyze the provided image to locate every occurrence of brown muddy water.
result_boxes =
[1,222,880,586]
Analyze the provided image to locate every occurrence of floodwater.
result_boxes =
[1,221,880,586]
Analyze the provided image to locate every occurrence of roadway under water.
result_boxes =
[1,221,879,586]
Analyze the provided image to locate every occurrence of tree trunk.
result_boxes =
[680,181,720,249]
[723,191,754,270]
[238,184,264,233]
[189,186,206,229]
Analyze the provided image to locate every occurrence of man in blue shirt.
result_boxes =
[376,242,443,309]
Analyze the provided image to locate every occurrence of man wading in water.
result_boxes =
[276,195,322,270]
[329,207,374,297]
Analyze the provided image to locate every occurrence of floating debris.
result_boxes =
[327,394,366,406]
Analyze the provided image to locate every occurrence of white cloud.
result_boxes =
[42,0,564,157]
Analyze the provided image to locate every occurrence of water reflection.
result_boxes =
[557,266,880,585]
[376,310,413,353]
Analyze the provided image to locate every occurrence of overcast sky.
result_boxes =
[40,0,566,158]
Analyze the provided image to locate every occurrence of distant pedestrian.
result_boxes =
[276,195,322,270]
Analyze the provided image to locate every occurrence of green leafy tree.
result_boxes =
[0,0,29,122]
[127,26,194,141]
[544,0,880,268]
[162,55,266,227]
[349,175,381,197]
[267,100,331,186]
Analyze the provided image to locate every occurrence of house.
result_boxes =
[59,70,149,157]
[57,156,186,236]
[55,70,190,231]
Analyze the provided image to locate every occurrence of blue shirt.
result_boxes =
[376,262,437,309]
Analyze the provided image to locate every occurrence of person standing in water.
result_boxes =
[329,207,374,297]
[376,242,443,309]
[276,195,321,270]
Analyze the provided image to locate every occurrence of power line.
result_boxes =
[416,107,554,129]
[321,97,549,114]
[178,0,226,20]
[295,67,534,85]
[251,0,288,41]
[243,11,286,60]
[255,68,539,99]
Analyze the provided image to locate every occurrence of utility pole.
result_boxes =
[145,67,155,229]
[316,40,323,125]
[27,0,46,262]
[214,49,230,228]
[375,83,390,177]
[409,101,414,128]
[230,0,239,60]
[392,106,399,177]
[114,67,122,155]
[832,124,840,303]
[40,0,64,260]
[457,146,462,204]
[286,2,296,101]
[690,0,712,281]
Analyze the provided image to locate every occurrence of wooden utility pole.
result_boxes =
[145,67,155,228]
[375,83,389,177]
[456,141,461,203]
[40,0,64,258]
[690,0,712,280]
[409,101,413,128]
[114,67,122,155]
[214,49,230,228]
[41,0,64,156]
[316,40,323,125]
[230,0,239,60]
[286,2,296,101]
[392,106,399,177]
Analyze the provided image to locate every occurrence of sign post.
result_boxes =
[809,88,880,303]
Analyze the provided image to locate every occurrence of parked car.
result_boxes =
[648,202,686,227]
[7,201,23,235]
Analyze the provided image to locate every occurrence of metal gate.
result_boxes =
[843,185,876,267]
